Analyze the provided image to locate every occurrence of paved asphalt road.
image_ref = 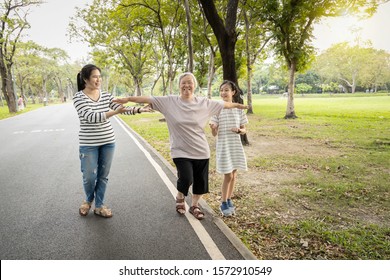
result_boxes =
[0,103,256,260]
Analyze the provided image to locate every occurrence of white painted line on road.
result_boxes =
[115,117,226,260]
[12,129,65,134]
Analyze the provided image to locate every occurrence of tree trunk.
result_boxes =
[167,58,174,94]
[244,10,254,114]
[134,77,142,96]
[246,65,253,114]
[150,73,161,95]
[207,47,215,99]
[112,84,117,97]
[220,38,238,84]
[168,76,174,95]
[184,0,193,72]
[0,64,9,106]
[1,65,17,113]
[351,77,356,93]
[199,0,239,85]
[161,67,167,96]
[56,77,65,102]
[285,63,297,119]
[42,78,48,104]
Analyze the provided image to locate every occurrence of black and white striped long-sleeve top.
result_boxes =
[73,90,139,146]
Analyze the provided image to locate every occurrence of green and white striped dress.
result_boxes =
[210,108,248,174]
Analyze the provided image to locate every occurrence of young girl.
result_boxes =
[210,80,248,217]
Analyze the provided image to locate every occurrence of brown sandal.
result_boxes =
[176,197,186,215]
[79,201,91,216]
[189,206,204,220]
[94,205,113,218]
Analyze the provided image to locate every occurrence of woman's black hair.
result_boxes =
[77,64,101,91]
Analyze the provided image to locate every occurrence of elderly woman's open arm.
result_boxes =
[113,96,152,104]
[223,102,249,110]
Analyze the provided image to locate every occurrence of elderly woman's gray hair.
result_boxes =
[178,72,198,89]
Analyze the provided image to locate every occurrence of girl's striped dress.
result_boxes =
[210,108,248,174]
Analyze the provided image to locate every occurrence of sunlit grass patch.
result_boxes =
[0,103,43,120]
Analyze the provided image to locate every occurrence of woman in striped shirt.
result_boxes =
[210,80,248,217]
[73,64,149,218]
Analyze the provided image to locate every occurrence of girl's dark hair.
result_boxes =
[77,64,101,91]
[219,80,242,104]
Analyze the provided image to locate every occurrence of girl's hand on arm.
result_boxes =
[140,104,153,113]
[231,125,246,135]
[209,123,219,136]
[105,105,125,119]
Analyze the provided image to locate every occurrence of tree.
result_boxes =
[314,42,390,93]
[198,0,239,89]
[13,41,74,104]
[198,0,251,145]
[316,42,362,93]
[258,0,386,118]
[119,0,187,95]
[13,41,42,103]
[69,0,156,96]
[295,70,322,93]
[0,0,43,112]
[45,48,70,102]
[295,83,312,95]
[264,57,289,94]
[183,0,193,72]
[193,0,220,98]
[251,63,269,94]
[358,48,390,92]
[241,0,271,114]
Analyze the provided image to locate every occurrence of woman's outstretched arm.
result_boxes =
[223,102,249,110]
[113,96,152,104]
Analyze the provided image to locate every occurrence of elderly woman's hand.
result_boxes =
[112,97,129,104]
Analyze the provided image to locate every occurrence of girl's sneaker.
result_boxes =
[227,199,235,215]
[220,202,233,217]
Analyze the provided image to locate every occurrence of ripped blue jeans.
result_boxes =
[79,143,115,208]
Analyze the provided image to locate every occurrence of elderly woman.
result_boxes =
[114,72,248,220]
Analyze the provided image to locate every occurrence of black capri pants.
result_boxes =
[173,158,209,196]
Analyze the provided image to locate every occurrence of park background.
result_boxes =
[1,0,389,259]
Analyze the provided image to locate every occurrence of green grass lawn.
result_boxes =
[0,103,44,120]
[121,93,390,259]
[249,94,389,169]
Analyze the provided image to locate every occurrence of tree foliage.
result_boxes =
[4,0,390,115]
[0,0,43,112]
[69,0,189,95]
[257,0,387,118]
[314,42,390,93]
